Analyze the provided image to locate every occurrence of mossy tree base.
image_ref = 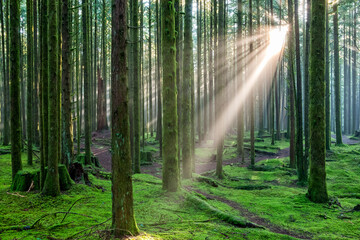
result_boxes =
[140,151,153,165]
[11,165,72,192]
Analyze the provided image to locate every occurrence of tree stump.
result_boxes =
[11,164,72,192]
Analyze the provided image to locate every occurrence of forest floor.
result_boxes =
[1,132,360,239]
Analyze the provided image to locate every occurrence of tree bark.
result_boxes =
[307,0,328,203]
[10,0,22,181]
[42,0,60,197]
[111,0,140,237]
[182,0,193,179]
[83,0,91,165]
[288,0,296,169]
[61,0,74,169]
[216,0,225,177]
[333,3,342,145]
[161,0,180,192]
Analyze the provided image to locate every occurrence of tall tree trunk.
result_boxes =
[325,0,330,150]
[236,0,244,162]
[175,0,182,163]
[20,35,26,140]
[156,0,162,157]
[203,0,207,139]
[149,4,153,137]
[216,0,225,177]
[249,0,255,166]
[333,3,342,145]
[2,0,9,146]
[61,0,74,169]
[132,0,141,174]
[111,0,139,237]
[101,0,108,129]
[352,9,357,132]
[294,0,306,183]
[0,0,6,145]
[288,0,296,169]
[27,0,34,166]
[182,0,193,179]
[161,0,180,192]
[83,0,91,165]
[304,0,311,155]
[140,0,144,147]
[10,0,22,181]
[343,19,348,135]
[40,0,48,189]
[209,0,214,140]
[197,0,202,143]
[307,0,328,203]
[75,0,80,154]
[33,0,39,146]
[257,0,264,138]
[42,0,60,197]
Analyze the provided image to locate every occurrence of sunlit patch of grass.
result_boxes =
[188,144,360,239]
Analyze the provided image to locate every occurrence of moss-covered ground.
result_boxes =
[1,133,360,239]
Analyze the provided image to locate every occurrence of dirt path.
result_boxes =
[331,134,360,145]
[88,131,358,176]
[88,129,290,175]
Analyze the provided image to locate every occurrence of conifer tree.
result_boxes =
[333,3,342,145]
[26,0,33,166]
[61,0,74,169]
[10,0,22,181]
[307,0,328,203]
[161,0,180,192]
[111,0,139,236]
[182,0,193,179]
[83,0,92,165]
[42,0,60,197]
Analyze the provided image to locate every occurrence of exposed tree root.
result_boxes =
[196,176,271,191]
[186,194,264,229]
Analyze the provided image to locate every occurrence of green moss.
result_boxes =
[75,153,100,167]
[2,142,360,239]
[10,164,72,192]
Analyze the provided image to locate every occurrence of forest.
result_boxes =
[0,0,360,239]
